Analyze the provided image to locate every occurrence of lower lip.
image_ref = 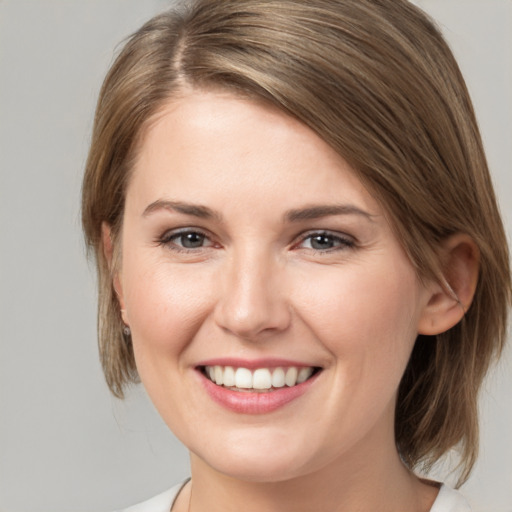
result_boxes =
[198,370,320,414]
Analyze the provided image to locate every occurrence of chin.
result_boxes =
[190,432,322,483]
[211,456,309,483]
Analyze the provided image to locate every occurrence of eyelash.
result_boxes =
[295,231,355,253]
[156,229,355,253]
[156,228,214,253]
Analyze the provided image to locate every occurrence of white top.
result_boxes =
[431,485,472,512]
[118,482,188,512]
[117,480,471,512]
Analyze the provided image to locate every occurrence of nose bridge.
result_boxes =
[215,244,290,339]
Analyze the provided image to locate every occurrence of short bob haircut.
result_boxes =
[82,0,510,485]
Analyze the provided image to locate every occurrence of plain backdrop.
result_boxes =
[0,1,511,511]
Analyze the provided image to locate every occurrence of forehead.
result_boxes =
[127,89,381,219]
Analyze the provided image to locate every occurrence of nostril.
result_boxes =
[214,298,292,341]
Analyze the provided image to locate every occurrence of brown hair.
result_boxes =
[82,0,511,484]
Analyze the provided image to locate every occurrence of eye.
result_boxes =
[158,229,214,251]
[174,231,207,249]
[298,231,354,251]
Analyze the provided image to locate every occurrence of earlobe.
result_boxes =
[101,223,128,324]
[418,234,480,335]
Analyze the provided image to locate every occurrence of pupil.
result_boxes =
[182,232,204,248]
[311,235,333,249]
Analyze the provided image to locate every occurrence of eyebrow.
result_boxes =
[284,204,376,223]
[142,200,375,223]
[142,200,222,220]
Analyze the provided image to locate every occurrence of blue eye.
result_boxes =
[158,229,213,251]
[300,232,354,251]
[173,231,207,249]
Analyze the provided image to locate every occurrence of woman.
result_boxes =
[82,1,511,511]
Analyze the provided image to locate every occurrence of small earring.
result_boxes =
[123,325,131,336]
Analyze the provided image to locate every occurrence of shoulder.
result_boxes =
[114,480,189,512]
[430,484,472,512]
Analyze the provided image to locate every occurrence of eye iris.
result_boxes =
[181,232,204,248]
[311,234,334,249]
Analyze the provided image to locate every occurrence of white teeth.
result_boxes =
[253,368,272,390]
[235,368,253,388]
[297,367,314,384]
[223,366,235,387]
[214,365,223,385]
[271,367,285,388]
[285,367,298,387]
[204,365,316,390]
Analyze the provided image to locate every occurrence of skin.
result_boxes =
[108,89,477,511]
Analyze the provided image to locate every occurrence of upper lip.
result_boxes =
[195,357,320,370]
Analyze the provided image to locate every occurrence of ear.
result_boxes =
[417,234,479,335]
[101,222,128,325]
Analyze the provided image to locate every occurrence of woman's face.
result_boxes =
[116,89,434,482]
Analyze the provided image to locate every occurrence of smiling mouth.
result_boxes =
[200,365,322,392]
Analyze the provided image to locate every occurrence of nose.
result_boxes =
[213,250,291,341]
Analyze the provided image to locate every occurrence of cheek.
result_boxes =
[295,259,422,382]
[120,252,215,361]
[299,259,419,331]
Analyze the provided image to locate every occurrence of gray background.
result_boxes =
[0,1,510,511]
